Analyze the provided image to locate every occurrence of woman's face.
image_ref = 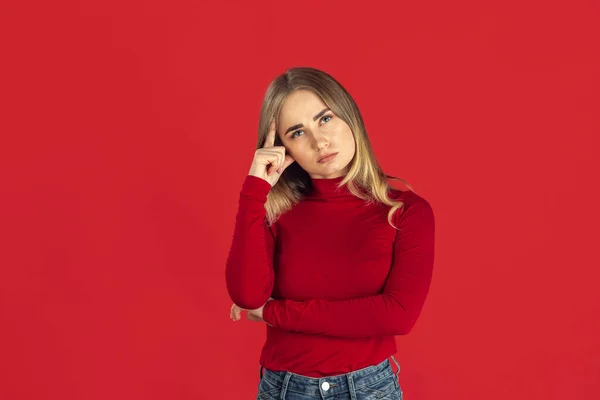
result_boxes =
[277,89,356,179]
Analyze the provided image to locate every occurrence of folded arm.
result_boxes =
[262,196,435,338]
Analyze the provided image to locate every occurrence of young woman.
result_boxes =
[226,66,435,400]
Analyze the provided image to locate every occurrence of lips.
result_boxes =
[318,152,338,163]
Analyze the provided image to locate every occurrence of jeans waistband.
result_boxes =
[259,356,400,398]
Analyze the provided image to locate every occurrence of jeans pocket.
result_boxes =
[355,374,402,400]
[256,376,282,400]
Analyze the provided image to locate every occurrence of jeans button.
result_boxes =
[321,381,330,391]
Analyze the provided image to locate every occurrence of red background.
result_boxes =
[1,1,599,399]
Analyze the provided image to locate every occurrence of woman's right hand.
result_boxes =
[248,119,295,187]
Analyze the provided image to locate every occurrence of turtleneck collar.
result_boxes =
[308,174,354,199]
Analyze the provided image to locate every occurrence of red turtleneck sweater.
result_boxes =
[225,174,435,377]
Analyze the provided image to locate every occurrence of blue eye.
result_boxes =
[291,114,333,139]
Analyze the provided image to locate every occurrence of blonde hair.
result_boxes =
[256,66,415,230]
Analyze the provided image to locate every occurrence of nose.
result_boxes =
[313,131,329,150]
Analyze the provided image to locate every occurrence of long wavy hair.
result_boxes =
[257,66,415,230]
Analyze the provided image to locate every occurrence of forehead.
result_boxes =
[278,90,327,124]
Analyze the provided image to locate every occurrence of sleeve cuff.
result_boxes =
[240,175,272,202]
[262,299,278,328]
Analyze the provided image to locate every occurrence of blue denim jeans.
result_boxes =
[256,356,403,399]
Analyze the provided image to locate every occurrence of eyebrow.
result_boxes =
[284,108,331,135]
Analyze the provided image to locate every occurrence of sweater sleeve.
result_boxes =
[262,194,435,338]
[225,175,276,310]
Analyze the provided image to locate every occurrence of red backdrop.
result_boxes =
[1,1,598,399]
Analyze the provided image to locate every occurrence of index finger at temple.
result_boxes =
[263,119,276,148]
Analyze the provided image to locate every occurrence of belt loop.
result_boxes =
[390,355,401,380]
[346,372,358,400]
[280,372,292,400]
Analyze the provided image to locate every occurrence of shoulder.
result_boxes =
[388,187,435,227]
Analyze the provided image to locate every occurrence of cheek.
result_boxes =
[341,126,355,148]
[285,145,306,162]
[292,149,310,163]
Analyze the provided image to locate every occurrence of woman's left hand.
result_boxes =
[230,297,274,324]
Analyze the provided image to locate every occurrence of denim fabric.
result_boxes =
[256,356,403,400]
